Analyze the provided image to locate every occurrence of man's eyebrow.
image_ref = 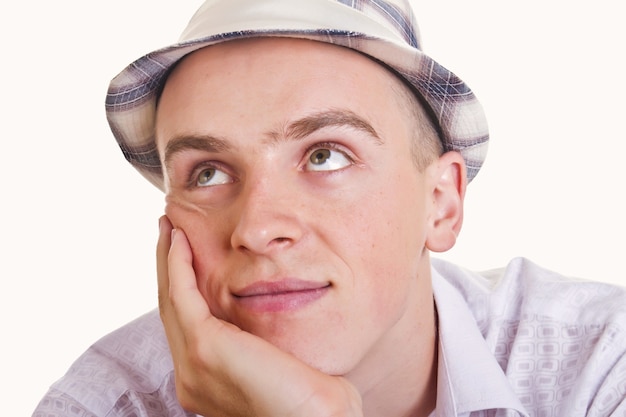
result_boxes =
[282,109,383,145]
[162,109,382,167]
[162,134,231,168]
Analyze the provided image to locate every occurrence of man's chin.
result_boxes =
[259,332,359,376]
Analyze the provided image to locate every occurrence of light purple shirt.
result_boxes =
[33,258,626,416]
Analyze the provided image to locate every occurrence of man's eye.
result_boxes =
[196,167,233,187]
[305,147,352,172]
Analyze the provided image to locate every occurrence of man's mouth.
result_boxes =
[233,279,331,313]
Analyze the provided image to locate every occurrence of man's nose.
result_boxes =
[230,177,304,255]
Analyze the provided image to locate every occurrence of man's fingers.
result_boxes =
[157,215,211,327]
[157,215,211,341]
[167,226,214,330]
[157,215,173,312]
[156,216,190,357]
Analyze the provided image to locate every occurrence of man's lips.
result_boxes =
[232,279,330,312]
[234,279,330,297]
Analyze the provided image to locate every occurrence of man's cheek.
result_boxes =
[190,242,232,319]
[164,197,208,225]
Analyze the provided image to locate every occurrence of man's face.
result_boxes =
[156,38,445,375]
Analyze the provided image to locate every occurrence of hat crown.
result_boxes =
[180,0,421,50]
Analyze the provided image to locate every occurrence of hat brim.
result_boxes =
[106,29,488,190]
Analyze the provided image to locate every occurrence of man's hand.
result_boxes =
[157,216,363,417]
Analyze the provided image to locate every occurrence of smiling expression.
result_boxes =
[155,37,456,375]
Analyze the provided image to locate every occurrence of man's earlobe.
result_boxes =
[425,152,466,253]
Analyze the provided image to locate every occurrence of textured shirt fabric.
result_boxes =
[430,258,626,416]
[33,258,626,417]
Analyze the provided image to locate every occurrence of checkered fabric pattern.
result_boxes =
[106,0,489,190]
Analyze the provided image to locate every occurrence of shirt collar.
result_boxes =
[431,267,528,417]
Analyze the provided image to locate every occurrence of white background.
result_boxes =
[1,1,624,414]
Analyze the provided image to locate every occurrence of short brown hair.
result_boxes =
[389,75,443,170]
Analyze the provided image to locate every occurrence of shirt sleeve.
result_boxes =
[32,388,99,417]
[32,386,197,417]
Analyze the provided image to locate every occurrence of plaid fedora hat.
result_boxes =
[106,0,489,191]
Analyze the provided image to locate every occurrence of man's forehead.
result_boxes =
[164,37,396,89]
[155,36,408,135]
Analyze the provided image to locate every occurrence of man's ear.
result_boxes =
[425,151,467,253]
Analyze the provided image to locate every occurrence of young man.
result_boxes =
[34,1,626,416]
